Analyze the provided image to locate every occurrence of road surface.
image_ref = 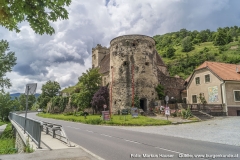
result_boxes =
[27,113,239,160]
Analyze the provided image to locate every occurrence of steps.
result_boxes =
[191,110,213,121]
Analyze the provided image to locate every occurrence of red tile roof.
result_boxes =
[196,61,240,81]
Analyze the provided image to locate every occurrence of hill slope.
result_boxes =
[153,26,240,79]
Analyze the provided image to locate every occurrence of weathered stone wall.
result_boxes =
[15,131,26,153]
[157,70,185,101]
[92,44,109,68]
[110,35,159,112]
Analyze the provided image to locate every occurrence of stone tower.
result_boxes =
[92,44,109,68]
[109,35,160,112]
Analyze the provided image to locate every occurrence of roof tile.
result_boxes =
[196,61,240,81]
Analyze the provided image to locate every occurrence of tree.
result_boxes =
[78,68,102,113]
[213,28,232,46]
[165,46,176,58]
[91,86,109,113]
[0,93,14,121]
[155,84,165,100]
[42,80,61,97]
[38,80,61,109]
[0,40,17,92]
[181,36,194,52]
[0,0,71,35]
[18,94,36,111]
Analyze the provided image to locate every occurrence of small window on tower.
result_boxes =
[123,61,128,66]
[145,62,149,66]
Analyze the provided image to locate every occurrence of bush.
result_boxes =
[85,118,102,124]
[180,107,192,119]
[63,112,73,116]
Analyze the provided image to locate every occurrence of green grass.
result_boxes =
[37,113,171,126]
[0,121,6,126]
[0,124,17,155]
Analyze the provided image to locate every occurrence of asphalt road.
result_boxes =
[27,113,239,160]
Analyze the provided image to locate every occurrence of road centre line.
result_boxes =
[66,126,209,159]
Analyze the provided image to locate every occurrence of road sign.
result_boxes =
[131,108,138,117]
[165,95,169,102]
[102,111,110,121]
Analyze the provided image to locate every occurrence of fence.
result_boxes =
[9,112,42,148]
[41,121,71,146]
[179,104,225,116]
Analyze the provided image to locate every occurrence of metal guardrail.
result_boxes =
[9,112,42,148]
[41,121,71,146]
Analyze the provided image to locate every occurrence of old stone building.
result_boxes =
[92,35,185,112]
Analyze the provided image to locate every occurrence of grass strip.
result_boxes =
[0,124,17,155]
[37,113,171,126]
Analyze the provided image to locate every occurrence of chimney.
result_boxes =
[236,66,240,74]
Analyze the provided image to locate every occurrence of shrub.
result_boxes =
[180,107,192,119]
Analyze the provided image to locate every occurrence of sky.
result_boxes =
[1,0,240,94]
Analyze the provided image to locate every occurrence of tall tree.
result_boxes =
[0,93,14,121]
[38,80,61,109]
[0,40,17,92]
[18,94,36,111]
[78,68,102,113]
[0,0,71,35]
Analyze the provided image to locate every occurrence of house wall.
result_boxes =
[187,68,223,104]
[225,81,240,116]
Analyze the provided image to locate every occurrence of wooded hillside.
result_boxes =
[153,26,240,79]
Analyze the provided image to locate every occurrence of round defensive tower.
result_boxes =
[109,35,159,112]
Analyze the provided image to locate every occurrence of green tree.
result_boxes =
[42,80,61,97]
[78,68,102,114]
[0,93,14,121]
[165,46,176,58]
[181,36,194,52]
[155,84,165,100]
[0,0,71,35]
[214,28,229,46]
[0,40,17,92]
[38,80,61,109]
[18,94,36,111]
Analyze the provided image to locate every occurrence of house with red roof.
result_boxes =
[186,61,240,116]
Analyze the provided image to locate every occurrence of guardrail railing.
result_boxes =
[41,121,71,146]
[9,112,42,148]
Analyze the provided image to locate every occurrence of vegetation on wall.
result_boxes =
[153,26,240,79]
[155,84,165,100]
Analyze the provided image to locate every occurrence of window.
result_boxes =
[205,74,210,83]
[123,61,128,66]
[192,95,197,103]
[145,62,149,66]
[195,77,200,85]
[234,90,240,101]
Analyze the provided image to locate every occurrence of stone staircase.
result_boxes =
[191,110,214,121]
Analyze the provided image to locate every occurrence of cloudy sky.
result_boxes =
[1,0,240,93]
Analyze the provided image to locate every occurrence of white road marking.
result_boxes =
[100,134,112,137]
[66,125,209,160]
[124,139,140,144]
